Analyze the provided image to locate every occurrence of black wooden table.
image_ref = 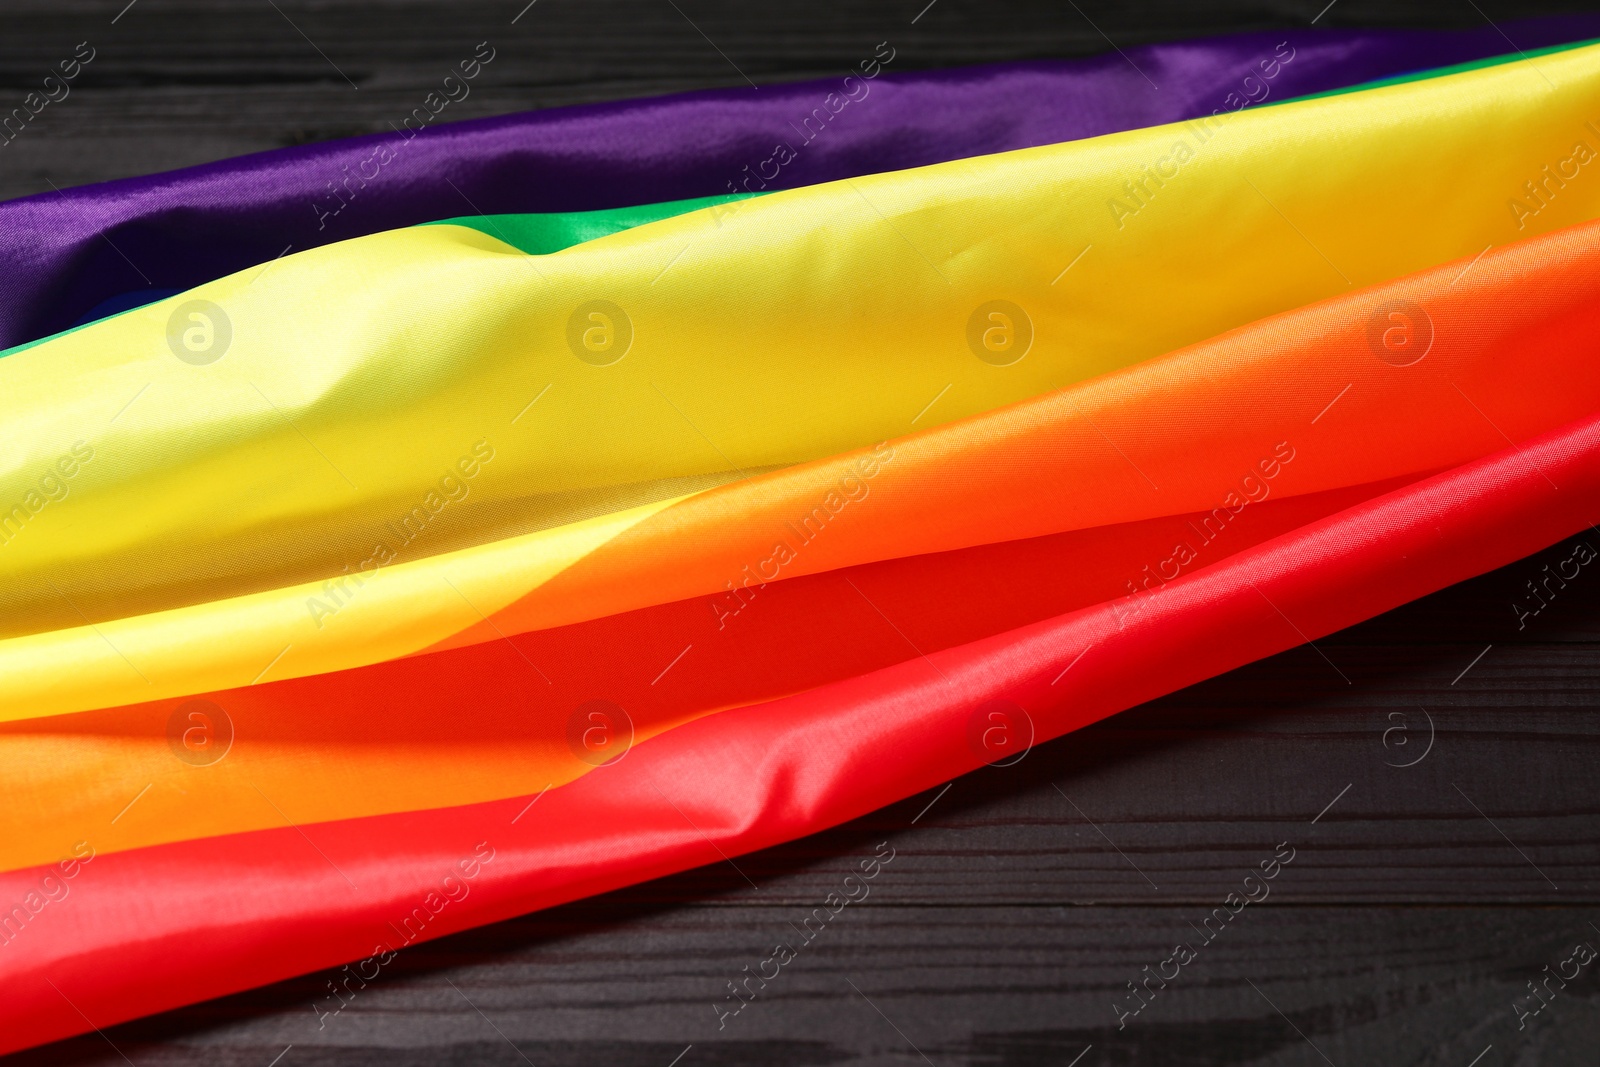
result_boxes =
[5,2,1600,1064]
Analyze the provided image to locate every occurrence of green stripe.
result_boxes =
[1269,35,1600,108]
[424,192,761,254]
[2,313,119,360]
[12,35,1599,360]
[1,192,763,360]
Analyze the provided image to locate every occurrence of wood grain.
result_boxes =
[5,2,1600,1064]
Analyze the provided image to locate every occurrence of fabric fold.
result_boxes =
[3,206,1599,874]
[5,16,1600,348]
[6,23,1600,1058]
[4,41,1600,725]
[4,387,1596,1057]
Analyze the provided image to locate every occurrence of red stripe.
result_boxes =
[1,406,1594,1054]
[0,474,1392,877]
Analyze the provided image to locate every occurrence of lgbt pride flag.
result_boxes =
[2,19,1600,1054]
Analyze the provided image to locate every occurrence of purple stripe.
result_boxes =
[4,15,1599,348]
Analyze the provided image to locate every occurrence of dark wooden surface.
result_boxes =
[6,2,1600,1064]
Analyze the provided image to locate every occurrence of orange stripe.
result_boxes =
[0,476,1406,875]
[4,222,1599,873]
[427,223,1600,655]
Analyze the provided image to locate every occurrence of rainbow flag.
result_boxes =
[4,19,1600,1053]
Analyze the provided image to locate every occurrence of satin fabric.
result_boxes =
[6,31,1600,1058]
[4,16,1600,348]
[4,41,1600,726]
[1,192,755,360]
[6,200,1600,873]
[0,482,1411,874]
[5,378,1598,1057]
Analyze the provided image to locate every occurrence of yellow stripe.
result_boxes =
[0,495,682,722]
[0,43,1597,722]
